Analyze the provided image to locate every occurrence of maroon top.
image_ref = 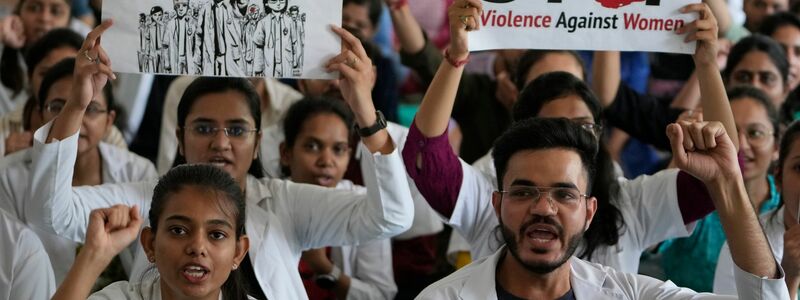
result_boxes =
[402,120,715,225]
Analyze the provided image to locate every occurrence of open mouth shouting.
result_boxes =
[181,263,211,284]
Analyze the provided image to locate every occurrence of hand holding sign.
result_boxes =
[677,3,718,68]
[447,0,483,61]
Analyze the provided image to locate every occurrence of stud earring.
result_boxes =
[148,256,155,263]
[233,263,239,270]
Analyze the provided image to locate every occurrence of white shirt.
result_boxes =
[26,121,414,300]
[262,121,445,240]
[416,247,790,300]
[333,180,397,300]
[450,157,691,274]
[156,76,304,174]
[714,208,785,295]
[89,272,257,299]
[0,45,27,117]
[0,209,55,300]
[0,142,156,284]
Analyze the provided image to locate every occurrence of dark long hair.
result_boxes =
[149,165,249,300]
[511,72,624,261]
[514,50,586,90]
[172,77,266,178]
[723,34,790,87]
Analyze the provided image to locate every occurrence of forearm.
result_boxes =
[704,0,731,36]
[591,51,621,107]
[697,61,739,149]
[388,5,426,55]
[710,177,777,278]
[671,71,701,110]
[52,248,112,300]
[416,61,465,137]
[47,103,86,143]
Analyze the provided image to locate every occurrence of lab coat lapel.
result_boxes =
[570,257,627,300]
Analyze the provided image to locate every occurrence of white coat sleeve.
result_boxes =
[346,240,397,300]
[279,146,414,250]
[10,228,56,300]
[617,169,691,251]
[713,242,737,295]
[447,159,501,260]
[25,121,153,243]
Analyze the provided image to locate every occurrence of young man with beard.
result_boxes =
[416,116,788,299]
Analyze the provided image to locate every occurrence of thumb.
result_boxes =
[668,124,688,167]
[127,205,144,232]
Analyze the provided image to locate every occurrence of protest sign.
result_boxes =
[470,0,700,54]
[101,0,341,79]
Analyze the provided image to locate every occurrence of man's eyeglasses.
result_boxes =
[498,186,587,209]
[579,123,603,137]
[185,124,258,138]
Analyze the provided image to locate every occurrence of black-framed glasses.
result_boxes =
[498,186,587,208]
[185,124,258,139]
[579,123,604,137]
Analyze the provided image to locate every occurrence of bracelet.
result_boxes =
[390,0,408,10]
[444,48,470,68]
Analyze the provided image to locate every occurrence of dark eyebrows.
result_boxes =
[510,179,536,187]
[164,215,234,229]
[551,182,579,190]
[509,179,579,190]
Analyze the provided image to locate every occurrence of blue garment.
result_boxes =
[580,51,650,93]
[70,0,93,17]
[658,175,781,292]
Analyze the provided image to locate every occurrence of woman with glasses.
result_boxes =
[0,57,157,286]
[660,86,782,292]
[26,21,413,300]
[714,121,800,296]
[402,0,736,275]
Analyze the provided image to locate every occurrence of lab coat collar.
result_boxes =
[458,247,626,300]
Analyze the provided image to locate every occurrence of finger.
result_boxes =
[463,0,484,12]
[325,50,356,69]
[83,19,114,51]
[97,45,111,67]
[689,122,707,150]
[677,20,698,35]
[679,121,695,151]
[127,205,144,230]
[681,3,710,16]
[331,26,368,61]
[668,124,689,167]
[78,63,117,81]
[702,123,718,149]
[328,62,359,80]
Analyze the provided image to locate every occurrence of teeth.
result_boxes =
[187,266,204,271]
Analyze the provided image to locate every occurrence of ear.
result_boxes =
[140,227,156,261]
[492,191,502,218]
[176,128,185,156]
[584,197,598,231]
[253,131,262,160]
[297,80,307,94]
[106,110,117,131]
[234,235,250,267]
[279,141,291,167]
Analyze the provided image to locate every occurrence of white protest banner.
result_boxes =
[101,0,341,79]
[470,0,699,54]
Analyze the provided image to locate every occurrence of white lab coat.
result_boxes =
[0,209,55,300]
[0,142,156,283]
[156,76,303,174]
[415,247,790,300]
[25,121,414,300]
[714,208,785,295]
[262,121,445,240]
[449,157,691,274]
[332,180,397,300]
[88,271,257,299]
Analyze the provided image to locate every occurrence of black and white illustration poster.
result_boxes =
[101,0,340,79]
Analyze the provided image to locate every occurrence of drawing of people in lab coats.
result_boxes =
[146,6,169,73]
[241,4,263,77]
[194,0,247,76]
[288,5,304,76]
[137,13,149,72]
[256,0,295,77]
[166,0,197,74]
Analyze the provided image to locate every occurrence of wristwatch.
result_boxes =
[356,110,388,137]
[313,265,342,290]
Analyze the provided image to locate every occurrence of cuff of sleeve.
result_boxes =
[399,34,436,68]
[733,260,790,299]
[676,171,715,225]
[402,120,462,217]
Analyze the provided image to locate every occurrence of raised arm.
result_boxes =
[591,51,621,107]
[53,205,142,300]
[48,21,116,143]
[681,3,740,150]
[384,0,426,56]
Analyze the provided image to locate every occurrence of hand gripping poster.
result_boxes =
[101,0,341,79]
[471,0,700,54]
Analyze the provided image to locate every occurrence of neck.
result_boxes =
[72,147,103,186]
[495,250,571,300]
[745,176,770,211]
[160,279,221,300]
